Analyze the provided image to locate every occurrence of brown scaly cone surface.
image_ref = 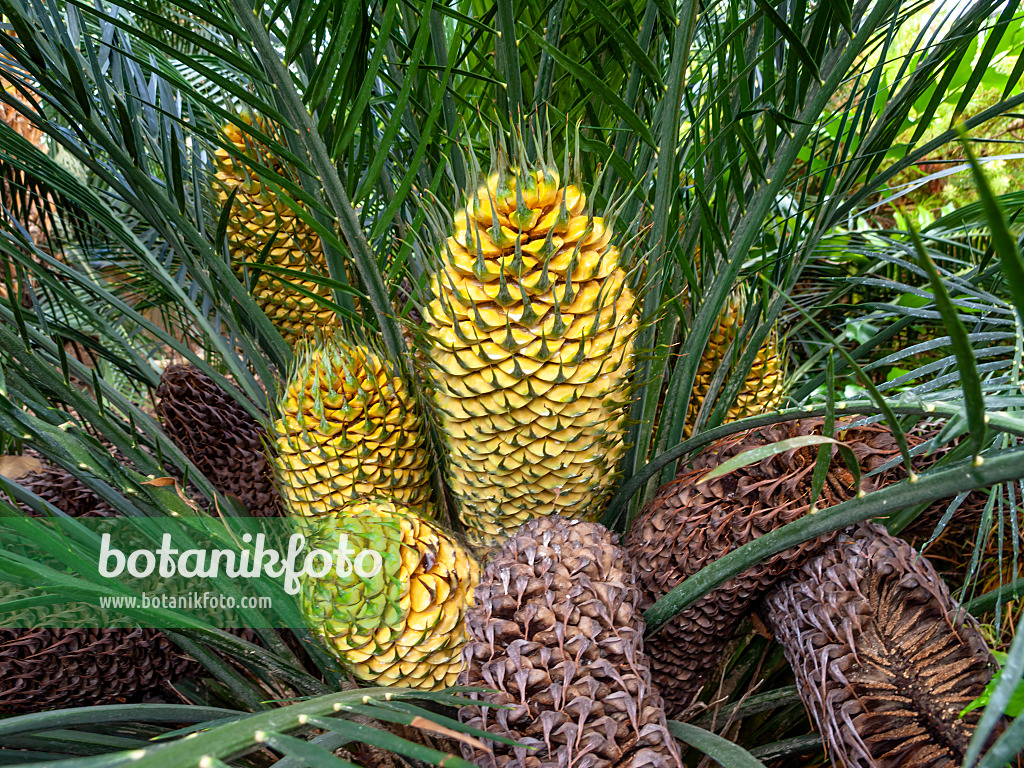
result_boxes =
[155,364,282,517]
[0,461,200,713]
[625,418,926,718]
[12,454,119,517]
[458,516,681,768]
[766,522,1001,768]
[0,593,199,714]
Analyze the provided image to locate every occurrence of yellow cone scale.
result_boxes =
[272,336,433,517]
[214,117,335,342]
[422,165,637,551]
[689,291,785,429]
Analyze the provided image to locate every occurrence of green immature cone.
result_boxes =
[271,334,433,518]
[421,157,638,552]
[299,500,480,690]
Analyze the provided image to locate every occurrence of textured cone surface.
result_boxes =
[0,593,198,714]
[626,418,921,717]
[422,167,637,550]
[900,430,990,543]
[156,364,282,517]
[12,456,119,517]
[458,516,681,768]
[766,522,999,768]
[1,465,199,712]
[300,500,479,689]
[214,117,335,341]
[687,291,785,430]
[272,338,432,516]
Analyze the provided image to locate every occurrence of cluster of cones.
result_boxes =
[0,113,1011,762]
[1,361,1012,768]
[456,418,1009,768]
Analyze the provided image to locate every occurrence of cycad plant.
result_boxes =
[1,0,1024,766]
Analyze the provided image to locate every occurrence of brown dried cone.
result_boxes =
[625,418,927,718]
[0,593,199,714]
[155,364,282,517]
[905,485,994,544]
[0,462,201,713]
[765,522,1001,768]
[886,431,999,573]
[458,517,682,768]
[12,455,119,517]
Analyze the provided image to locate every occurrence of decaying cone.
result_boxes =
[625,418,923,717]
[156,364,282,517]
[271,335,433,518]
[458,516,681,768]
[420,137,637,551]
[10,455,119,517]
[766,522,1000,768]
[905,480,994,545]
[687,289,785,431]
[0,461,199,713]
[213,115,336,342]
[300,499,479,689]
[0,592,199,714]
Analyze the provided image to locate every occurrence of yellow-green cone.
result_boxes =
[299,500,480,689]
[421,160,637,551]
[213,116,335,342]
[271,335,433,518]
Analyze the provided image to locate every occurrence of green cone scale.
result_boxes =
[299,500,479,690]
